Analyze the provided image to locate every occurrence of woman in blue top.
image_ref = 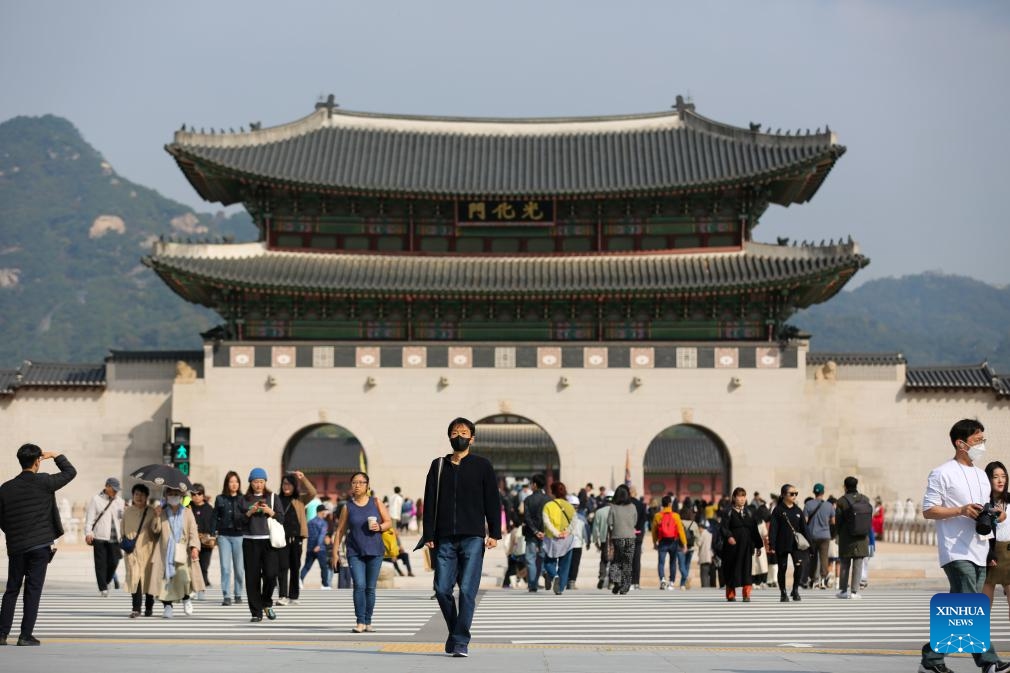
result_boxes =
[334,471,392,633]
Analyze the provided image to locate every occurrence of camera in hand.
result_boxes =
[976,502,1000,535]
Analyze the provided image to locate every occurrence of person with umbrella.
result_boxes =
[148,486,202,618]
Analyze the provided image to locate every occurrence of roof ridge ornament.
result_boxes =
[316,94,339,119]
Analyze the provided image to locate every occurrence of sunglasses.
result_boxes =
[787,492,799,496]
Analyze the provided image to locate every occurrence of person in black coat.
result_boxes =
[0,444,77,645]
[719,487,763,602]
[767,483,808,602]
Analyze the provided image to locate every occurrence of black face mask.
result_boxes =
[450,435,471,452]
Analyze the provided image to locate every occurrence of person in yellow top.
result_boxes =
[651,495,688,591]
[542,482,578,594]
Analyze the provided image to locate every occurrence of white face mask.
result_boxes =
[967,442,987,464]
[166,495,182,507]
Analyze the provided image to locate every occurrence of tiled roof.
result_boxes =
[167,100,843,204]
[107,350,203,363]
[144,240,867,300]
[807,352,906,366]
[643,437,726,474]
[474,423,557,453]
[0,361,107,393]
[906,363,1009,397]
[0,370,18,395]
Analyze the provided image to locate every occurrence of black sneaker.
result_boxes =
[16,635,40,646]
[452,645,469,658]
[984,663,1010,673]
[597,579,605,590]
[780,593,789,602]
[250,616,262,623]
[791,591,801,602]
[234,596,243,604]
[222,597,232,606]
[0,635,7,646]
[552,577,562,595]
[445,638,453,654]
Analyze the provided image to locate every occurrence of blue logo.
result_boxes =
[930,593,991,654]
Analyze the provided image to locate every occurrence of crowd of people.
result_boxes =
[497,474,878,603]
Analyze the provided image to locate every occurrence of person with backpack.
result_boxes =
[719,487,763,601]
[650,495,687,591]
[834,476,873,599]
[802,483,835,590]
[677,505,700,590]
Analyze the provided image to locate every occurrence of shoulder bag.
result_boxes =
[120,507,149,554]
[267,494,287,549]
[784,508,810,551]
[415,457,443,552]
[87,497,115,546]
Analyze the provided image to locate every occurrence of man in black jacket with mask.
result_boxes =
[420,417,501,658]
[0,443,77,646]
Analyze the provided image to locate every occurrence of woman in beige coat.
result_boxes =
[123,484,158,618]
[148,487,204,618]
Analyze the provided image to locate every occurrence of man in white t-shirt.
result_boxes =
[389,487,404,531]
[919,419,1009,673]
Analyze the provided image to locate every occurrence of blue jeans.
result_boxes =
[217,534,244,599]
[676,548,694,587]
[657,539,679,582]
[523,537,544,591]
[921,560,1000,668]
[435,536,485,649]
[300,546,330,587]
[543,549,573,592]
[347,555,382,625]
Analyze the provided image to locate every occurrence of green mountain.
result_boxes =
[0,114,256,368]
[1,114,1007,373]
[793,273,1010,371]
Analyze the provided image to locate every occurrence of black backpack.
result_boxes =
[842,494,873,537]
[684,521,697,549]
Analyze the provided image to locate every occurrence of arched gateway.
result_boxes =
[643,424,730,503]
[473,415,560,485]
[283,423,366,497]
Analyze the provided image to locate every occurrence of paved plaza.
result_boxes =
[2,539,993,671]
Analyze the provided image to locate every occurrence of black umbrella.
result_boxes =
[130,464,193,492]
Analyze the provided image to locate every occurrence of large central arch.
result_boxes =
[282,423,366,497]
[474,414,561,484]
[643,424,731,503]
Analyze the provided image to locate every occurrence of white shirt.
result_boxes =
[922,458,990,567]
[389,494,403,521]
[84,492,125,541]
[995,508,1010,543]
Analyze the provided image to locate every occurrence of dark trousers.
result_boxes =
[597,543,610,584]
[569,546,583,584]
[631,534,644,584]
[277,539,303,600]
[1,546,50,638]
[776,549,804,593]
[131,590,154,614]
[93,540,120,591]
[197,547,213,587]
[243,538,278,617]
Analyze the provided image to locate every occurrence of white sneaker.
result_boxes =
[659,580,668,591]
[289,599,299,605]
[196,591,205,601]
[163,604,173,619]
[836,590,850,599]
[275,597,289,606]
[183,599,194,615]
[299,578,304,589]
[850,592,862,600]
[321,586,333,591]
[100,590,109,597]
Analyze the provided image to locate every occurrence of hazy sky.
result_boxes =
[2,1,1008,287]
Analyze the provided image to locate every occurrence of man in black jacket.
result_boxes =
[520,474,549,592]
[420,417,501,658]
[0,443,77,646]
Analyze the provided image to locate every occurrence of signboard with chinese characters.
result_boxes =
[456,199,555,226]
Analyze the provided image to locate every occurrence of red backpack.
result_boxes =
[657,511,679,539]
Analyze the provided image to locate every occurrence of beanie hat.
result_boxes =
[813,483,824,495]
[249,467,268,482]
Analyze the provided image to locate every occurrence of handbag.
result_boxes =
[783,509,810,551]
[120,506,149,554]
[267,495,287,549]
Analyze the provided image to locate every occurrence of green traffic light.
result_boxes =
[177,462,190,476]
[174,444,189,460]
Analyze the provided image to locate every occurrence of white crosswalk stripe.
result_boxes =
[471,588,1010,648]
[10,589,440,640]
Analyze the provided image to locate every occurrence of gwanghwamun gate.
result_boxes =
[2,96,1007,521]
